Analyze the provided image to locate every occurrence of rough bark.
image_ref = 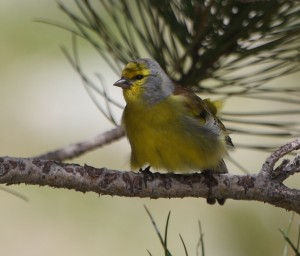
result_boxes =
[0,139,299,213]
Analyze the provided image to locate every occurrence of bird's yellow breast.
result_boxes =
[122,96,226,172]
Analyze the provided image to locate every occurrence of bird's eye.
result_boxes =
[135,75,144,80]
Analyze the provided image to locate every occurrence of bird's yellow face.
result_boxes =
[114,58,174,105]
[114,61,151,103]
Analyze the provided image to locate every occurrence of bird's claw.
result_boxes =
[138,166,153,188]
[138,166,151,174]
[202,170,226,205]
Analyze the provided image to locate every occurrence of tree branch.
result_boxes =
[1,139,299,213]
[36,127,125,161]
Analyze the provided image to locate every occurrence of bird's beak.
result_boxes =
[113,78,131,89]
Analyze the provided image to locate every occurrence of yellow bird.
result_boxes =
[114,58,233,204]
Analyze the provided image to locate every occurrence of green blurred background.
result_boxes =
[0,1,300,256]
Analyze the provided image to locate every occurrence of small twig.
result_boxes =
[260,138,300,176]
[271,155,300,182]
[36,127,125,161]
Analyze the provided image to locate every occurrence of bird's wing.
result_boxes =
[173,85,211,124]
[173,85,234,148]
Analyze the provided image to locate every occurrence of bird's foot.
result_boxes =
[138,166,152,174]
[138,166,153,188]
[202,170,226,205]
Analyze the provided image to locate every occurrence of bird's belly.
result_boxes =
[126,115,224,172]
[123,99,227,172]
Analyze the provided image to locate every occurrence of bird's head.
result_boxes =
[114,58,174,105]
